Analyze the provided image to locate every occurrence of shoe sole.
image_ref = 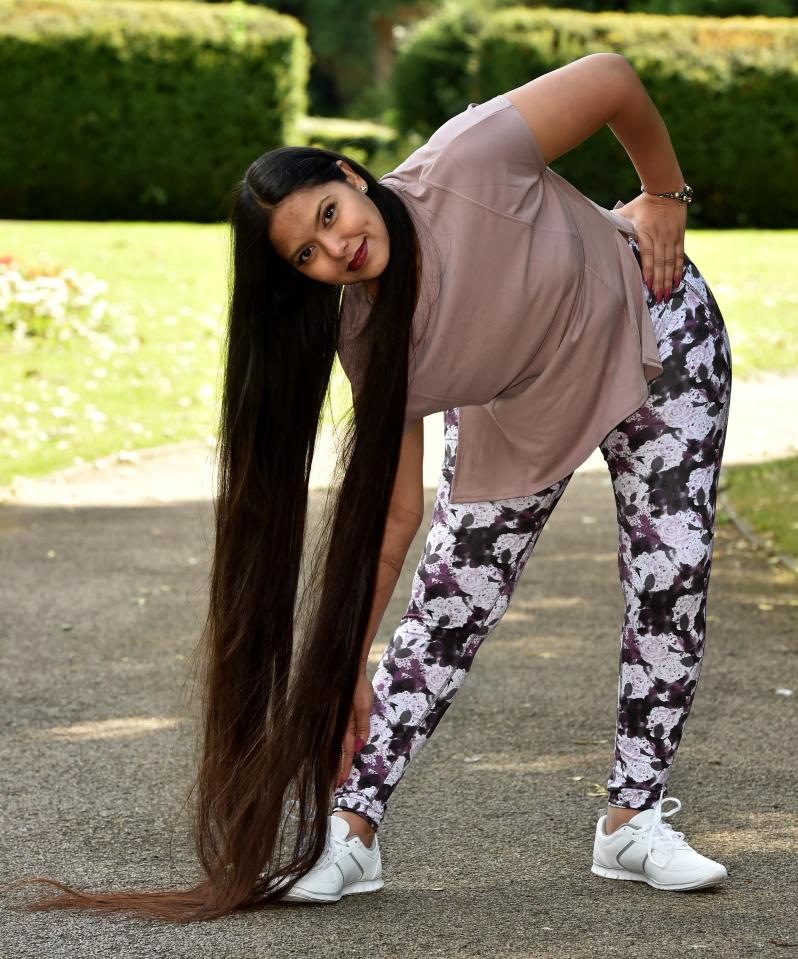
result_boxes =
[591,861,727,891]
[279,877,385,904]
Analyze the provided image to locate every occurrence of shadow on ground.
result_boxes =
[1,472,796,958]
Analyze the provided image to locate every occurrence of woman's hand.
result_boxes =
[334,670,374,790]
[613,192,688,303]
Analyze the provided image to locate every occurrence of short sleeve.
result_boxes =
[412,94,547,217]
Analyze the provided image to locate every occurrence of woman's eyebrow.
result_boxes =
[290,194,332,263]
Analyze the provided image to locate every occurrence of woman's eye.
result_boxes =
[297,204,336,264]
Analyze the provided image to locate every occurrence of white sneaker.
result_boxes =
[276,815,384,903]
[591,795,728,891]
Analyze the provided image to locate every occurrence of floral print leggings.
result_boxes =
[333,237,733,832]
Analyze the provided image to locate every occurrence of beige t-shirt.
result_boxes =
[338,93,663,504]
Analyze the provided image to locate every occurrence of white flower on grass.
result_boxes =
[84,405,107,424]
[1,262,134,354]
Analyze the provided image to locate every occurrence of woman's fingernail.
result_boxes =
[354,737,365,752]
[665,285,671,299]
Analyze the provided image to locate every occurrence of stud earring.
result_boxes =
[360,184,367,192]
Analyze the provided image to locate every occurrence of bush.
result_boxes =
[0,0,310,221]
[295,115,399,169]
[0,256,136,353]
[392,3,798,227]
[630,0,795,15]
[393,0,484,139]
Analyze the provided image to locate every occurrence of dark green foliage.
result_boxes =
[223,0,412,114]
[393,2,483,137]
[628,0,795,14]
[0,0,310,221]
[393,4,798,227]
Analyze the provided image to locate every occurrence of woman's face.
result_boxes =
[268,160,389,291]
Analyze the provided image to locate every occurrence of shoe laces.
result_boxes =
[316,820,356,868]
[640,795,691,869]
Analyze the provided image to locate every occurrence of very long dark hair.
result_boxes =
[11,147,421,921]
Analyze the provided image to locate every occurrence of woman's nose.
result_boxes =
[323,235,349,260]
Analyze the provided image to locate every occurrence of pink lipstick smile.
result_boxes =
[348,239,368,271]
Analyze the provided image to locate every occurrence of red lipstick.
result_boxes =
[348,239,368,271]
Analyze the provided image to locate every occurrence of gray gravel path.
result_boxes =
[1,441,797,957]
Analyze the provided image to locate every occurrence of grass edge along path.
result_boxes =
[719,456,798,576]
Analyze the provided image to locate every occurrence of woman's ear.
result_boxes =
[336,159,360,188]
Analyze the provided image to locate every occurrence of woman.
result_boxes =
[17,52,731,921]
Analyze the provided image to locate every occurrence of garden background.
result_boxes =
[1,1,798,953]
[1,0,796,566]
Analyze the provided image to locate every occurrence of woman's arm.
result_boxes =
[336,420,424,787]
[357,418,425,671]
[504,52,687,302]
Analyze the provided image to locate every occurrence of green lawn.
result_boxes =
[0,220,352,487]
[721,456,798,563]
[681,230,798,376]
[1,223,797,570]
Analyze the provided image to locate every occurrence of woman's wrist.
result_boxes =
[641,182,693,204]
[609,64,684,203]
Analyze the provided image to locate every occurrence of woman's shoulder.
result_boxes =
[380,94,547,196]
[379,94,547,220]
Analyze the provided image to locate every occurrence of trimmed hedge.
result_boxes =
[0,0,309,221]
[296,115,399,169]
[393,4,798,227]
